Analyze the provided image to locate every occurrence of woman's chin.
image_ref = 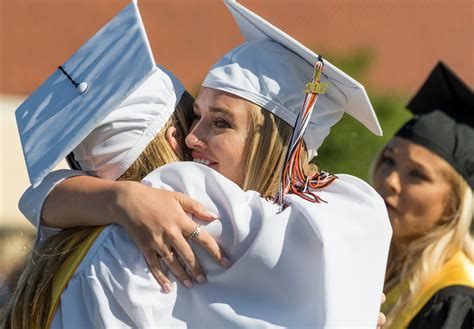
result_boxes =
[388,216,403,238]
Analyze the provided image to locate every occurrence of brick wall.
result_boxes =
[1,0,473,96]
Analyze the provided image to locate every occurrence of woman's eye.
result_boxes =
[213,119,230,129]
[409,169,426,180]
[380,155,395,167]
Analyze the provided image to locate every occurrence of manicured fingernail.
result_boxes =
[196,275,207,284]
[183,279,193,288]
[221,257,232,268]
[206,210,219,219]
[163,283,172,294]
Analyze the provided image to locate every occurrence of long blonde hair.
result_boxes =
[0,91,194,329]
[243,104,317,197]
[372,146,474,326]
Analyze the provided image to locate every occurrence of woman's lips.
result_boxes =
[193,158,212,166]
[192,155,217,168]
[191,152,218,168]
[193,159,218,169]
[384,199,397,212]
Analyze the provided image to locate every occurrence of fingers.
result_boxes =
[155,239,195,289]
[181,219,232,269]
[117,188,226,292]
[174,193,231,268]
[143,249,172,294]
[158,250,195,289]
[163,218,232,289]
[178,193,218,222]
[377,312,386,328]
[193,229,232,268]
[377,294,387,328]
[168,232,207,284]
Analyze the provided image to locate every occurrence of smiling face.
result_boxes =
[373,137,454,246]
[185,87,254,187]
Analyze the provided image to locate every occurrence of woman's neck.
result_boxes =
[390,237,411,260]
[384,239,412,290]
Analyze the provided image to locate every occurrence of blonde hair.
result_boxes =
[0,91,194,329]
[372,146,474,326]
[243,104,317,197]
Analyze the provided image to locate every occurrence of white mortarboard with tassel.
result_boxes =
[203,0,383,208]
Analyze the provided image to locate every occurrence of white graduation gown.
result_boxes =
[28,162,391,328]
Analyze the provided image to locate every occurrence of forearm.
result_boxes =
[39,166,224,289]
[41,175,133,228]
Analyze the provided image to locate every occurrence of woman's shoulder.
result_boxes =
[332,173,383,202]
[409,285,474,329]
[285,172,392,244]
[295,173,388,219]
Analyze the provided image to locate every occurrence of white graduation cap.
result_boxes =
[203,0,382,159]
[16,0,184,187]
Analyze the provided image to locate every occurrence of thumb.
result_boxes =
[177,193,218,221]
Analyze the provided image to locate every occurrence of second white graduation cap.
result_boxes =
[16,1,184,187]
[203,0,382,159]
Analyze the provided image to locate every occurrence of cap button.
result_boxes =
[78,82,88,94]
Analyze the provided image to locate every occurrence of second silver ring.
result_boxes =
[188,223,201,239]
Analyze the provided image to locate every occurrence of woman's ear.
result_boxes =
[165,127,180,154]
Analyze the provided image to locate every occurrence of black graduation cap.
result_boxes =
[396,61,474,188]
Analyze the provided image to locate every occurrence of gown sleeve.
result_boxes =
[408,285,474,329]
[18,169,88,244]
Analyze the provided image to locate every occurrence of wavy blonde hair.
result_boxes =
[372,146,474,327]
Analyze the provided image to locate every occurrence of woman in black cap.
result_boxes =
[375,62,473,328]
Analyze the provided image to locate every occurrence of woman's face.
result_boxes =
[373,137,453,246]
[185,87,253,187]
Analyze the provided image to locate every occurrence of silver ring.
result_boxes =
[158,251,174,260]
[188,223,201,239]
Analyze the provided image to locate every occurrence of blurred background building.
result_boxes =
[0,0,473,304]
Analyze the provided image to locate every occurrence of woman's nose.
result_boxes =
[385,170,401,194]
[185,124,205,149]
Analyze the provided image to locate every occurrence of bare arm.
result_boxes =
[41,175,230,292]
[42,175,123,228]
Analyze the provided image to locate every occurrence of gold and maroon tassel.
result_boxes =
[274,56,337,211]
